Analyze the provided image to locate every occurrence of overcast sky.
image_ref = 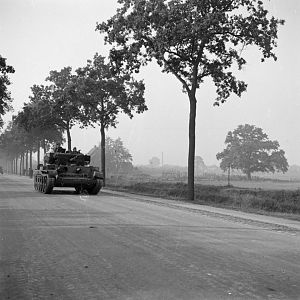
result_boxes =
[1,0,299,167]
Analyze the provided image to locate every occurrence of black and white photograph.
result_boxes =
[0,0,299,299]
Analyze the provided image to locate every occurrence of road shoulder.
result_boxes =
[102,188,300,232]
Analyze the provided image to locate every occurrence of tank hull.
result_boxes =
[54,177,99,187]
[33,151,103,195]
[33,171,103,194]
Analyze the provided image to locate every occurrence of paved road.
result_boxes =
[0,175,299,300]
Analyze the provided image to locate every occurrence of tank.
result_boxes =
[33,150,103,195]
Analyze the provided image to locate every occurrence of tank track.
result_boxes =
[86,179,102,195]
[74,179,102,195]
[34,174,55,194]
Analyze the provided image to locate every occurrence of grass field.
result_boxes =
[106,177,300,219]
[195,179,300,190]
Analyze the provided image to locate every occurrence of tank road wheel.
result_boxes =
[39,176,43,192]
[34,174,54,194]
[35,175,42,192]
[41,176,46,193]
[86,179,102,195]
[38,176,43,192]
[34,174,40,191]
[44,176,54,194]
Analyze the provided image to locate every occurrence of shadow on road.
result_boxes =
[0,190,104,198]
[0,190,80,198]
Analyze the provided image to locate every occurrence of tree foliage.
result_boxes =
[0,120,29,168]
[105,136,133,175]
[16,86,65,148]
[76,53,146,183]
[46,67,82,150]
[216,124,289,179]
[0,88,65,172]
[90,136,133,175]
[0,55,15,127]
[76,53,146,128]
[97,0,284,199]
[149,156,160,167]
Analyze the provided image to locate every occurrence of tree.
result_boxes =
[46,67,82,151]
[0,120,27,174]
[16,86,64,165]
[0,55,15,127]
[105,137,133,175]
[98,0,284,200]
[216,124,288,180]
[76,53,146,185]
[89,136,133,176]
[149,156,160,167]
[28,85,65,151]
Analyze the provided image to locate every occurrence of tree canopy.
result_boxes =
[149,156,160,167]
[216,124,289,179]
[76,53,146,129]
[105,136,133,175]
[90,136,133,175]
[0,55,15,127]
[46,67,82,151]
[98,0,285,199]
[0,54,145,177]
[76,53,146,183]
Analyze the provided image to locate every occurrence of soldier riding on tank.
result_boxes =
[54,142,65,153]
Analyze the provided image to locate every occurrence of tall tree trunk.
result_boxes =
[100,122,106,186]
[22,153,25,175]
[19,155,22,176]
[15,157,18,175]
[21,154,24,175]
[66,124,71,152]
[30,149,32,170]
[188,94,197,200]
[25,151,28,175]
[42,139,46,156]
[20,154,22,175]
[29,149,33,178]
[246,171,252,180]
[37,140,40,167]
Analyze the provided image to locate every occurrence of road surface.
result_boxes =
[0,174,299,299]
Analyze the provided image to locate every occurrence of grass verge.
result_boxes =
[106,181,300,220]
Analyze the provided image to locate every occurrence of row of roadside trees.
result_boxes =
[1,1,285,199]
[97,0,285,199]
[0,55,15,128]
[0,53,147,184]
